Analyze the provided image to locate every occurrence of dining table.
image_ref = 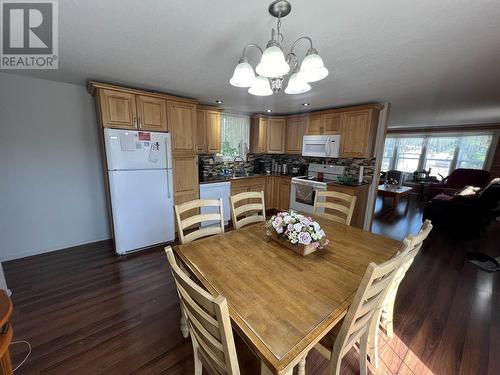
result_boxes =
[173,214,401,375]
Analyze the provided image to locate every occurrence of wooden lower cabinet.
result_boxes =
[275,177,291,211]
[326,184,370,229]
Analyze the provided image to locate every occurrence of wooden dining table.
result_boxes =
[173,214,401,375]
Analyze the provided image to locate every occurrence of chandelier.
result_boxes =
[229,0,329,96]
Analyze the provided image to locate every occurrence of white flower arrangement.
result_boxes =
[266,210,329,249]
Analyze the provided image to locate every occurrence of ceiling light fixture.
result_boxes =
[302,102,311,106]
[266,109,273,113]
[215,99,223,104]
[229,1,329,96]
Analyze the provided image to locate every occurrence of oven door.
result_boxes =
[290,180,327,214]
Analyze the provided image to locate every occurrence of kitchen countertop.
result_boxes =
[199,173,293,185]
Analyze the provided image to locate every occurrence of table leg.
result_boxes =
[298,357,306,375]
[0,350,13,375]
[260,361,293,375]
[393,195,399,208]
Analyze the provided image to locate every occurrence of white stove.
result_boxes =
[290,164,346,213]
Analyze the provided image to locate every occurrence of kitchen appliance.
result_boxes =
[199,181,231,227]
[281,163,288,175]
[253,158,266,174]
[290,163,346,213]
[104,128,175,255]
[302,135,340,158]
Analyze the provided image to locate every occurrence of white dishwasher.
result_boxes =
[199,181,231,227]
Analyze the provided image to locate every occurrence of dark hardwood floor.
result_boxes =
[4,196,499,374]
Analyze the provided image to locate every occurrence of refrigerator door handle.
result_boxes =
[166,170,171,199]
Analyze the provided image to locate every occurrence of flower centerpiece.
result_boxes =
[266,210,330,256]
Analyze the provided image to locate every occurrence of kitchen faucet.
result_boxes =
[232,156,246,177]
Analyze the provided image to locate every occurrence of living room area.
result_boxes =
[374,125,500,241]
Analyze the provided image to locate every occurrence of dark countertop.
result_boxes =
[199,173,293,185]
[327,181,371,189]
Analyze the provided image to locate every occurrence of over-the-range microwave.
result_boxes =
[302,135,341,158]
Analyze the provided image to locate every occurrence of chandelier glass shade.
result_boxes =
[248,75,273,96]
[229,1,329,96]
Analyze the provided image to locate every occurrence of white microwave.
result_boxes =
[302,135,340,158]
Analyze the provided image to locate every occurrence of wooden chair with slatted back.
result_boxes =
[313,191,357,226]
[175,199,225,244]
[368,219,433,368]
[165,247,240,375]
[229,191,266,230]
[313,250,407,375]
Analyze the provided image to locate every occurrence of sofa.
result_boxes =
[429,168,490,198]
[423,178,500,233]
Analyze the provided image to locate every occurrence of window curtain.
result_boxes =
[220,113,250,159]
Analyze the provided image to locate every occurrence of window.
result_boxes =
[219,114,250,160]
[381,138,396,171]
[424,137,457,177]
[457,135,493,169]
[381,132,494,176]
[395,137,424,173]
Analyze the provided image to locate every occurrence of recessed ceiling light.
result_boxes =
[266,109,273,113]
[215,99,223,104]
[302,103,311,107]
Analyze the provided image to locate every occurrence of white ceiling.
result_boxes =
[9,0,500,127]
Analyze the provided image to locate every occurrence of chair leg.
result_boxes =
[368,308,382,368]
[359,332,369,375]
[192,337,202,375]
[329,353,342,375]
[384,296,396,338]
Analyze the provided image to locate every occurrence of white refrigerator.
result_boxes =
[104,128,175,255]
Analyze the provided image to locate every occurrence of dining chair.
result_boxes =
[368,219,433,368]
[313,191,357,226]
[165,246,240,375]
[174,198,225,244]
[313,250,407,375]
[229,191,266,230]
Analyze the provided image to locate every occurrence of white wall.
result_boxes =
[0,73,110,261]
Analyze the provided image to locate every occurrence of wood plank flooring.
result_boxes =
[3,195,499,374]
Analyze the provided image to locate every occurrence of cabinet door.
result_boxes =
[322,112,342,134]
[276,178,291,211]
[340,109,372,158]
[168,101,197,153]
[173,155,199,198]
[206,111,221,154]
[306,115,322,135]
[285,117,306,154]
[196,109,207,153]
[247,178,266,194]
[136,95,167,132]
[266,118,286,153]
[265,177,274,210]
[99,89,137,129]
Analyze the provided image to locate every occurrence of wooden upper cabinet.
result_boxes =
[285,116,307,154]
[136,95,167,132]
[250,116,267,153]
[196,109,207,153]
[306,115,322,135]
[322,112,341,134]
[206,110,221,154]
[197,108,221,154]
[340,109,375,158]
[168,100,197,153]
[266,117,286,154]
[99,89,137,129]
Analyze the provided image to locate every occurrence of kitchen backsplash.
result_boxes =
[198,154,376,182]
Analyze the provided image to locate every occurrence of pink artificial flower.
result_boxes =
[273,216,283,229]
[298,231,312,245]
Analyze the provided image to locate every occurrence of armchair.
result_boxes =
[429,168,490,198]
[423,178,500,233]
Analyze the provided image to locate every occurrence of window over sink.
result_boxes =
[219,113,250,161]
